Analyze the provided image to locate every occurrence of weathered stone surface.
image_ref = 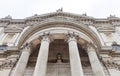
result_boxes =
[0,11,120,76]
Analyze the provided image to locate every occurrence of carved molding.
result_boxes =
[4,27,23,33]
[0,12,120,27]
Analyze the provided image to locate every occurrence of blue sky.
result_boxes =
[0,0,120,19]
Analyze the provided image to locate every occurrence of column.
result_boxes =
[13,43,31,76]
[33,34,50,76]
[87,44,105,76]
[67,34,84,76]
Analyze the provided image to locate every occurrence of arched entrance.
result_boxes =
[17,20,102,49]
[27,38,92,76]
[12,21,106,76]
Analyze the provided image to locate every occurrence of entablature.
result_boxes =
[0,11,120,34]
[0,12,120,28]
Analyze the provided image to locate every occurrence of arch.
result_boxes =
[26,27,92,43]
[17,20,102,49]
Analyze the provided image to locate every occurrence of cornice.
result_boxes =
[0,11,119,34]
[0,11,120,26]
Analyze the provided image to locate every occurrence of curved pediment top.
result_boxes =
[25,11,94,21]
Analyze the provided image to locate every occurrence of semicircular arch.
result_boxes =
[17,20,102,49]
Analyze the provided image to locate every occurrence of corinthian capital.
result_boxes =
[66,32,79,42]
[39,32,53,42]
[21,42,33,54]
[85,42,98,53]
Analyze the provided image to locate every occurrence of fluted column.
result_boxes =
[67,33,84,76]
[13,43,31,76]
[33,34,50,76]
[87,44,105,76]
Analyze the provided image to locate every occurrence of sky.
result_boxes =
[0,0,120,19]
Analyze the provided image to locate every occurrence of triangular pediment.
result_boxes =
[26,12,94,21]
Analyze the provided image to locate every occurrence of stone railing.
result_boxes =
[0,60,17,70]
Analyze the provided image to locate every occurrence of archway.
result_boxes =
[15,21,103,76]
[17,20,102,49]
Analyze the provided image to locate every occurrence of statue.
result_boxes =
[4,15,12,19]
[56,8,63,12]
[56,53,62,63]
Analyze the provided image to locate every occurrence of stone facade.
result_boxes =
[0,10,120,76]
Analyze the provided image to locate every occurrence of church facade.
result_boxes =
[0,10,120,76]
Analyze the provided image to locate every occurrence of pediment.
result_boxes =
[26,12,94,22]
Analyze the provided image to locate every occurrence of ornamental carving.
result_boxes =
[104,60,120,71]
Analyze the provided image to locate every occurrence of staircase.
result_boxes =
[10,63,110,76]
[83,67,94,76]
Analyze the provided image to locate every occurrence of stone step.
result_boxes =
[10,64,110,76]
